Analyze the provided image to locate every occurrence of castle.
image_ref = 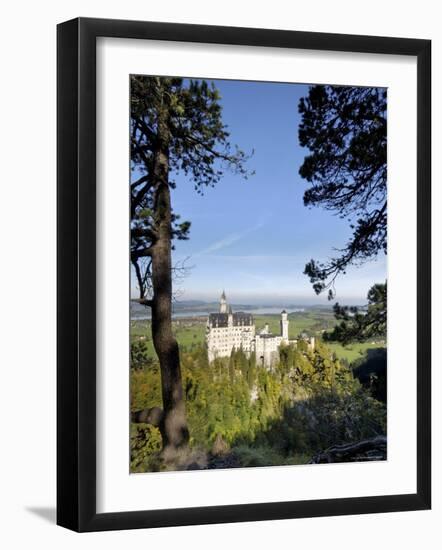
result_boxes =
[206,291,314,367]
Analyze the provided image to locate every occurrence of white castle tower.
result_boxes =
[280,310,289,342]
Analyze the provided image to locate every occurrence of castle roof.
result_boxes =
[221,290,226,300]
[209,313,229,327]
[232,312,253,325]
[209,311,253,327]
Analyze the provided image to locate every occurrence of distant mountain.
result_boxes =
[172,301,256,312]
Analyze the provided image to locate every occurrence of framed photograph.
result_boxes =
[57,17,431,532]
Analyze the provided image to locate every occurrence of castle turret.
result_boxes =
[280,310,289,342]
[219,290,227,313]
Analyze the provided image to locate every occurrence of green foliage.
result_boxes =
[296,387,386,450]
[130,340,153,370]
[131,363,162,411]
[231,445,286,468]
[130,337,386,472]
[324,282,387,344]
[130,423,163,472]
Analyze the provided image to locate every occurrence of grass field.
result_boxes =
[131,310,385,365]
[326,341,385,363]
[254,310,336,338]
[131,317,207,357]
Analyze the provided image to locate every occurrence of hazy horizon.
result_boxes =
[132,290,371,307]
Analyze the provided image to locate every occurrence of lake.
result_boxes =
[130,302,305,320]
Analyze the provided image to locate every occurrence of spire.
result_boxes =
[219,289,227,313]
[228,305,233,315]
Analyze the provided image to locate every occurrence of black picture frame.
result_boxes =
[57,17,431,532]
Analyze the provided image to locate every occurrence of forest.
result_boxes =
[130,328,387,472]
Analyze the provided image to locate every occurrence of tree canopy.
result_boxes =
[324,282,387,345]
[298,85,387,298]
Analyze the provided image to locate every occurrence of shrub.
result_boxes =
[130,423,162,472]
[232,445,281,468]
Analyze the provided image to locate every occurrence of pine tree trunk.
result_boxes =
[150,124,189,460]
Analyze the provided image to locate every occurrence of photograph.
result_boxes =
[129,75,388,473]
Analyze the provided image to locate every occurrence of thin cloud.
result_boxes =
[194,221,265,256]
[200,254,306,262]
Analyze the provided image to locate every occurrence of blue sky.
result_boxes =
[131,79,386,306]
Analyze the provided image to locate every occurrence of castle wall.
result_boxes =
[254,335,283,368]
[206,324,255,361]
